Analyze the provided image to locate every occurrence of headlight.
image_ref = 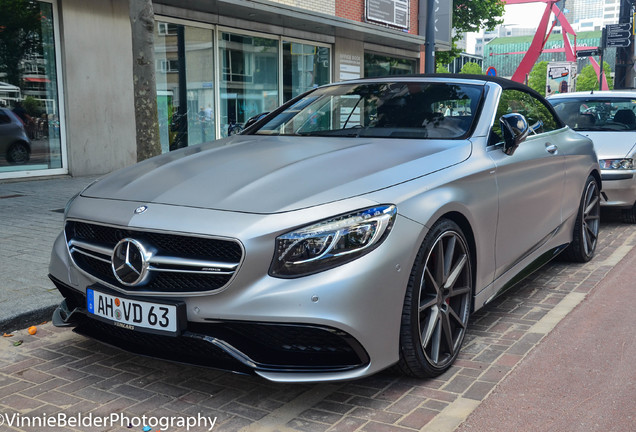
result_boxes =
[599,158,633,170]
[270,205,397,278]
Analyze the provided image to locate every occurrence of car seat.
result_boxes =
[613,109,636,128]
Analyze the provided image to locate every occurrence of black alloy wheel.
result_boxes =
[399,219,473,377]
[562,175,601,262]
[7,141,30,164]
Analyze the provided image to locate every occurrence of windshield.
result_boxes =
[254,82,484,139]
[550,97,636,131]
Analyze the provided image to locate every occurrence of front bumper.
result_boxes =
[50,276,369,377]
[600,170,636,208]
[48,198,423,382]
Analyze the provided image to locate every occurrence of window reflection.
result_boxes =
[0,1,62,173]
[364,52,417,78]
[282,42,330,102]
[219,33,278,137]
[155,22,214,152]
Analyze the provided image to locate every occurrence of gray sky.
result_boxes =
[503,2,549,27]
[464,3,549,54]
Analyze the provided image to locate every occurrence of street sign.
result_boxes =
[606,38,631,48]
[576,49,600,57]
[605,23,632,48]
[419,0,452,51]
[486,66,497,77]
[607,30,631,39]
[608,22,631,33]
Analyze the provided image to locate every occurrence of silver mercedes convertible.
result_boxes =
[50,75,601,383]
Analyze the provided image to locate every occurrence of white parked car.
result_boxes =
[549,91,636,222]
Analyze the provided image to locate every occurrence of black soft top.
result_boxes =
[386,73,539,93]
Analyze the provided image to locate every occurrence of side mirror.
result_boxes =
[500,113,529,156]
[243,112,270,130]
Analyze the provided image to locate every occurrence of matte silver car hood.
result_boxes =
[83,135,471,213]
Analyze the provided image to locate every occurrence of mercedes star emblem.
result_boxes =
[111,238,151,286]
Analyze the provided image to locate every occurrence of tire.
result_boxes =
[621,203,636,224]
[398,219,473,378]
[561,175,600,262]
[6,141,30,165]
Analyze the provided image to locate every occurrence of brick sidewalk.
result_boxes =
[0,176,99,332]
[0,214,634,432]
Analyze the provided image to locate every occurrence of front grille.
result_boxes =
[65,221,243,293]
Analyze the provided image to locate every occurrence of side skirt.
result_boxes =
[476,243,569,308]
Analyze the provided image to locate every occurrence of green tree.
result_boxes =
[576,62,614,91]
[460,62,483,74]
[528,61,549,96]
[436,64,450,73]
[436,0,506,68]
[0,0,43,87]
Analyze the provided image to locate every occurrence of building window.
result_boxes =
[364,52,417,77]
[282,41,330,102]
[158,22,178,36]
[219,31,278,137]
[154,22,215,152]
[0,0,64,175]
[157,59,179,73]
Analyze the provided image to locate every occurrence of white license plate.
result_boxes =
[87,289,179,335]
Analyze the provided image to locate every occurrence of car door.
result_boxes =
[488,88,566,279]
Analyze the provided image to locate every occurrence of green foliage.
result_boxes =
[460,62,483,74]
[528,61,549,96]
[22,95,41,116]
[436,64,450,73]
[0,0,43,86]
[576,62,614,91]
[436,0,506,68]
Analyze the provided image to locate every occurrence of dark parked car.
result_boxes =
[0,107,31,164]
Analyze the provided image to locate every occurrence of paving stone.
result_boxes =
[463,380,498,401]
[300,408,347,425]
[398,407,438,429]
[386,394,425,415]
[327,416,368,432]
[349,407,402,423]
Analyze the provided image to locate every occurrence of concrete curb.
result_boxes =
[0,304,58,334]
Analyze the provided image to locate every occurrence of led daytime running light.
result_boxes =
[270,205,397,278]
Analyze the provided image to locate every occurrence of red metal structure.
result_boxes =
[504,0,609,89]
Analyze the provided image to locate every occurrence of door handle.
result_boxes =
[545,143,558,154]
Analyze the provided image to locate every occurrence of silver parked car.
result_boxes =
[548,91,636,222]
[50,76,600,382]
[0,107,31,164]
